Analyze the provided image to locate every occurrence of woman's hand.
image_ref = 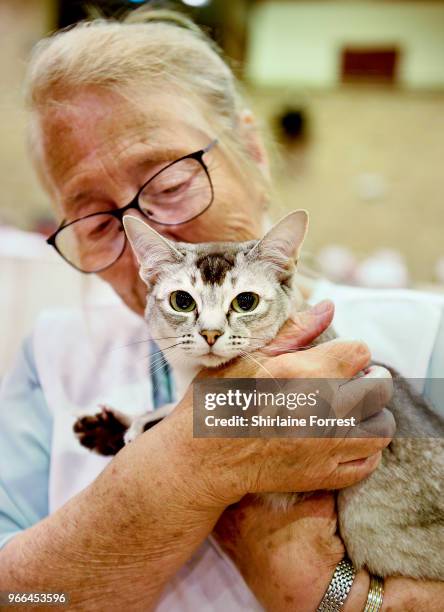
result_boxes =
[165,300,395,509]
[214,492,345,612]
[215,493,444,612]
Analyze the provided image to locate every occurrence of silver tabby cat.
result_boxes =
[75,210,444,580]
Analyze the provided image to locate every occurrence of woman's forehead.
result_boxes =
[41,87,209,150]
[38,87,212,185]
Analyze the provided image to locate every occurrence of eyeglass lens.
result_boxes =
[139,157,211,224]
[55,156,212,272]
[55,214,126,273]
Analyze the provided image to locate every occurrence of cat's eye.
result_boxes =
[231,292,259,313]
[170,290,196,312]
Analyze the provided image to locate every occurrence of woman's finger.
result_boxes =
[261,300,334,356]
[270,339,371,379]
[334,365,394,419]
[325,450,383,490]
[355,407,397,439]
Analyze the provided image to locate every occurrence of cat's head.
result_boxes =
[123,211,308,368]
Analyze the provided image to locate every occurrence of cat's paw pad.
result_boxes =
[73,406,128,456]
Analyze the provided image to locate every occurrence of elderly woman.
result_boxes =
[0,8,443,611]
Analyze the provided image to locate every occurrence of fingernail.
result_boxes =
[312,300,333,315]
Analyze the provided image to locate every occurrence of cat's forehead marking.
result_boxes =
[195,253,236,285]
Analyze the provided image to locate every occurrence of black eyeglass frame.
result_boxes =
[46,138,218,274]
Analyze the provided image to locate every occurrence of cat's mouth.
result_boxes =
[202,351,224,361]
[198,351,231,367]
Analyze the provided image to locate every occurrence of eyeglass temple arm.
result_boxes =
[203,138,219,154]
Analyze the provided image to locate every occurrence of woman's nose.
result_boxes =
[200,329,224,346]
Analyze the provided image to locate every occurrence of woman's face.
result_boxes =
[37,87,266,314]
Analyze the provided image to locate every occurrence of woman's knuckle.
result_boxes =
[353,341,371,363]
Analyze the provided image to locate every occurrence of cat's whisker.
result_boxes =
[150,347,184,374]
[149,335,188,342]
[137,342,186,364]
[229,336,266,341]
[148,359,172,380]
[307,343,358,368]
[149,343,186,358]
[107,336,190,353]
[148,352,174,369]
[107,338,152,352]
[150,356,179,400]
[264,343,317,352]
[261,343,357,368]
[110,335,185,352]
[235,339,349,362]
[149,356,178,383]
[237,350,282,391]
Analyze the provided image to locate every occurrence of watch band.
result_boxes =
[363,574,384,612]
[316,557,356,612]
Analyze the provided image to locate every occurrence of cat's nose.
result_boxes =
[200,329,223,346]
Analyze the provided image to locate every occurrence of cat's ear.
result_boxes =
[123,215,183,286]
[247,210,308,279]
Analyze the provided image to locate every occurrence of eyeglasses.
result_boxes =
[46,139,218,273]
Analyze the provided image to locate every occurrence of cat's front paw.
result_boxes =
[123,412,164,445]
[123,403,175,445]
[73,406,130,456]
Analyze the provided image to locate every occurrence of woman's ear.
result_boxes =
[239,108,270,179]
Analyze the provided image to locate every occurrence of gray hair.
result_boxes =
[25,7,269,199]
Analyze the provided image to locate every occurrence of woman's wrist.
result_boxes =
[318,564,381,612]
[156,387,246,509]
[342,569,371,611]
[215,493,348,612]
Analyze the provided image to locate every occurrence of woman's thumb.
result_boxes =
[261,300,334,357]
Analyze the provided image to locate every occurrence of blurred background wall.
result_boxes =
[246,1,444,286]
[0,0,443,371]
[248,1,444,88]
[0,0,56,230]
